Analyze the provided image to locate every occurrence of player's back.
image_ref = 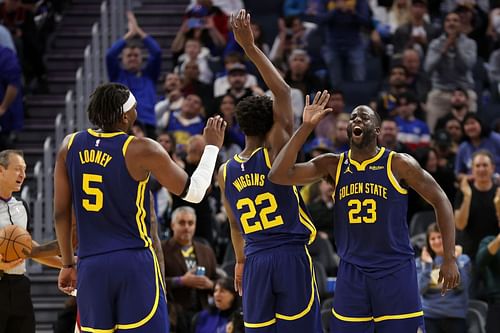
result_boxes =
[65,129,151,258]
[333,147,414,277]
[224,148,315,256]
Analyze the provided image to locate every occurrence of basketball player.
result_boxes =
[54,83,226,332]
[268,102,460,332]
[218,10,322,332]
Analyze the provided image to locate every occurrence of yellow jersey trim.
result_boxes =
[348,147,385,171]
[87,129,126,138]
[122,136,134,157]
[263,148,272,169]
[275,246,317,320]
[135,177,152,248]
[387,152,407,195]
[222,160,230,183]
[233,147,263,163]
[67,132,78,150]
[332,308,373,322]
[373,310,424,322]
[80,246,161,332]
[244,318,277,328]
[333,153,345,202]
[292,186,316,245]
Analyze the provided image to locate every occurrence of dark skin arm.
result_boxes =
[392,153,460,294]
[231,10,292,160]
[218,165,245,296]
[149,193,165,281]
[269,91,336,185]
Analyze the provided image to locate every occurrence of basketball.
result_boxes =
[0,225,32,262]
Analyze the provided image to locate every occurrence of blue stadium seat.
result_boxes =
[469,300,488,326]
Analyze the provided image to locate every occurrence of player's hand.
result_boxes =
[0,254,23,270]
[231,9,254,49]
[58,266,77,296]
[303,90,333,126]
[438,258,460,295]
[203,115,226,148]
[234,262,244,296]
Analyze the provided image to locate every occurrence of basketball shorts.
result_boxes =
[243,245,322,333]
[77,247,169,332]
[330,258,425,333]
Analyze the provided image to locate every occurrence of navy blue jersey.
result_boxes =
[224,148,315,256]
[333,147,414,277]
[66,129,152,258]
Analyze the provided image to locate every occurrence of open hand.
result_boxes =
[58,266,77,295]
[231,9,254,49]
[203,115,227,148]
[302,90,333,126]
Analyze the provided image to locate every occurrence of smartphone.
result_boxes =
[187,18,202,29]
[195,266,206,276]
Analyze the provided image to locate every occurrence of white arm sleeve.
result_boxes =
[182,145,219,203]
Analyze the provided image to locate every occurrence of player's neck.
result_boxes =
[241,137,265,158]
[350,145,379,163]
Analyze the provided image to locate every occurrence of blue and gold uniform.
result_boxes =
[224,148,322,333]
[66,129,168,333]
[330,147,424,333]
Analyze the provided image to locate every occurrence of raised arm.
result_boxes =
[128,116,226,203]
[268,91,336,186]
[231,9,292,154]
[392,153,459,294]
[218,165,245,296]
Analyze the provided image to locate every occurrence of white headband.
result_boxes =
[122,92,136,113]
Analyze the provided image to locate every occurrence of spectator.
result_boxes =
[213,53,259,98]
[0,0,47,93]
[216,94,244,162]
[454,2,489,60]
[307,179,335,244]
[162,94,205,153]
[393,0,438,55]
[455,150,499,260]
[193,277,240,333]
[180,59,213,110]
[416,223,471,333]
[226,311,244,333]
[432,129,457,174]
[155,72,185,126]
[401,48,432,102]
[394,91,430,151]
[444,117,463,147]
[388,0,412,34]
[435,87,470,132]
[186,0,229,46]
[375,65,409,119]
[0,45,22,151]
[106,11,161,138]
[424,12,477,131]
[476,218,500,333]
[269,15,314,66]
[377,117,411,153]
[331,113,350,153]
[320,0,371,87]
[0,24,15,52]
[455,113,500,178]
[315,89,346,141]
[162,206,218,333]
[175,38,213,84]
[283,0,308,17]
[250,22,270,56]
[216,63,263,107]
[284,49,326,97]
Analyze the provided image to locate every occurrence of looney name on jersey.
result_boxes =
[339,182,388,201]
[78,149,112,167]
[232,173,266,192]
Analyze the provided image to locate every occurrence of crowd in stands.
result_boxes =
[2,0,500,332]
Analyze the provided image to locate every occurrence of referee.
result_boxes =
[0,149,62,333]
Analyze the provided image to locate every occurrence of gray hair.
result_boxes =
[0,150,23,168]
[171,206,197,223]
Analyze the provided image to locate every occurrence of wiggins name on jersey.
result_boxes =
[65,129,152,259]
[224,148,316,256]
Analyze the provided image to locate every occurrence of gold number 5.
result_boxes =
[82,173,103,212]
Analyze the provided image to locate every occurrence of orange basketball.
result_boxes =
[0,225,32,262]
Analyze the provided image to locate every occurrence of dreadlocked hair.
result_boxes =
[87,83,130,130]
[235,95,273,137]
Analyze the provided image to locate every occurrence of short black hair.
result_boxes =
[462,112,491,141]
[235,95,274,137]
[87,83,130,131]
